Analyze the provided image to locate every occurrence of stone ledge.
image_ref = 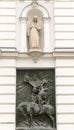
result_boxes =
[16,127,56,130]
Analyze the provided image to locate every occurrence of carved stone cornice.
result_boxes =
[0,51,53,58]
[0,51,74,58]
[53,52,74,57]
[1,51,18,57]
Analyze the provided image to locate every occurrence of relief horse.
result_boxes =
[17,101,55,128]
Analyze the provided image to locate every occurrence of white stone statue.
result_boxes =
[27,16,41,50]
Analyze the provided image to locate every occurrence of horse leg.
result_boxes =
[50,115,55,128]
[28,112,33,127]
[44,111,54,127]
[30,113,33,126]
[18,106,26,117]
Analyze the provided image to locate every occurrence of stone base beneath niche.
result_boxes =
[28,48,43,62]
[29,48,42,52]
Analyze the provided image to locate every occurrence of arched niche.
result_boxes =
[21,3,49,17]
[20,3,50,52]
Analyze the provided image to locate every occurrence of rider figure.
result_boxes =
[31,86,43,113]
[31,86,48,114]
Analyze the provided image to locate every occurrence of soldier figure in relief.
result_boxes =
[27,16,41,49]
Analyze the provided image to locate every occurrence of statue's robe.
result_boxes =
[28,22,41,49]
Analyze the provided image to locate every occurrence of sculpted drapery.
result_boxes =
[27,16,41,49]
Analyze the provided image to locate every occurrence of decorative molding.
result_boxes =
[1,52,18,57]
[21,1,49,17]
[28,49,44,63]
[19,17,28,22]
[31,0,38,7]
[0,51,53,58]
[42,16,51,21]
[53,52,74,57]
[1,50,74,58]
[42,17,51,21]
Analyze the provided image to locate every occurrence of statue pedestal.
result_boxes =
[28,49,43,63]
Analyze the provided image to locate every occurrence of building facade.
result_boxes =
[0,0,74,130]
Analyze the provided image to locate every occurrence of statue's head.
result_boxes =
[33,16,38,22]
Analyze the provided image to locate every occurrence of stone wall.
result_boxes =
[0,1,16,50]
[0,1,16,130]
[0,58,16,130]
[55,1,74,130]
[0,0,74,130]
